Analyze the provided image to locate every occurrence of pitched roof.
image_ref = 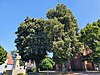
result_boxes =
[7,53,14,65]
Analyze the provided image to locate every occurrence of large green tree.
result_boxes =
[81,20,100,64]
[0,45,7,65]
[15,17,50,72]
[46,4,82,64]
[15,4,83,71]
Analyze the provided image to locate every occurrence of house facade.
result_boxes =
[0,54,14,75]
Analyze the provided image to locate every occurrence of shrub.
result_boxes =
[3,70,8,75]
[31,66,36,72]
[41,56,55,70]
[26,68,33,73]
[17,73,24,75]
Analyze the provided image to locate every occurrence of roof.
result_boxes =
[7,53,14,65]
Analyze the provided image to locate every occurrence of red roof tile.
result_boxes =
[7,53,14,65]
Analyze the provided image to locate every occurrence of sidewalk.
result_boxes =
[69,71,100,75]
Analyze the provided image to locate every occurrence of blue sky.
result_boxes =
[0,0,100,53]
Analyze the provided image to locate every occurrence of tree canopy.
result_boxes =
[15,4,83,71]
[80,20,100,63]
[46,4,83,63]
[0,45,7,65]
[15,3,100,72]
[15,17,50,72]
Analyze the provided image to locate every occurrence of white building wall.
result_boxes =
[6,65,13,70]
[0,59,8,73]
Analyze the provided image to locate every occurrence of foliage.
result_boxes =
[19,59,25,66]
[0,45,7,65]
[41,55,55,69]
[25,73,28,75]
[26,66,39,73]
[15,3,83,72]
[80,20,100,63]
[17,73,24,75]
[11,50,18,60]
[26,68,33,73]
[31,66,36,72]
[11,50,24,66]
[46,4,83,63]
[15,17,50,72]
[3,70,8,75]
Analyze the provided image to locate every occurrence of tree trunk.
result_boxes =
[98,63,100,71]
[92,61,95,70]
[84,61,87,71]
[62,63,65,72]
[35,61,39,72]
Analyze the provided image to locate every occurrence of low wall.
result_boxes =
[28,72,62,75]
[28,71,100,75]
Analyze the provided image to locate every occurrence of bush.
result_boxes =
[25,73,28,75]
[3,70,8,75]
[26,68,33,73]
[17,73,24,75]
[31,66,36,72]
[41,56,55,70]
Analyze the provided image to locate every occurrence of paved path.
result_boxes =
[73,72,100,75]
